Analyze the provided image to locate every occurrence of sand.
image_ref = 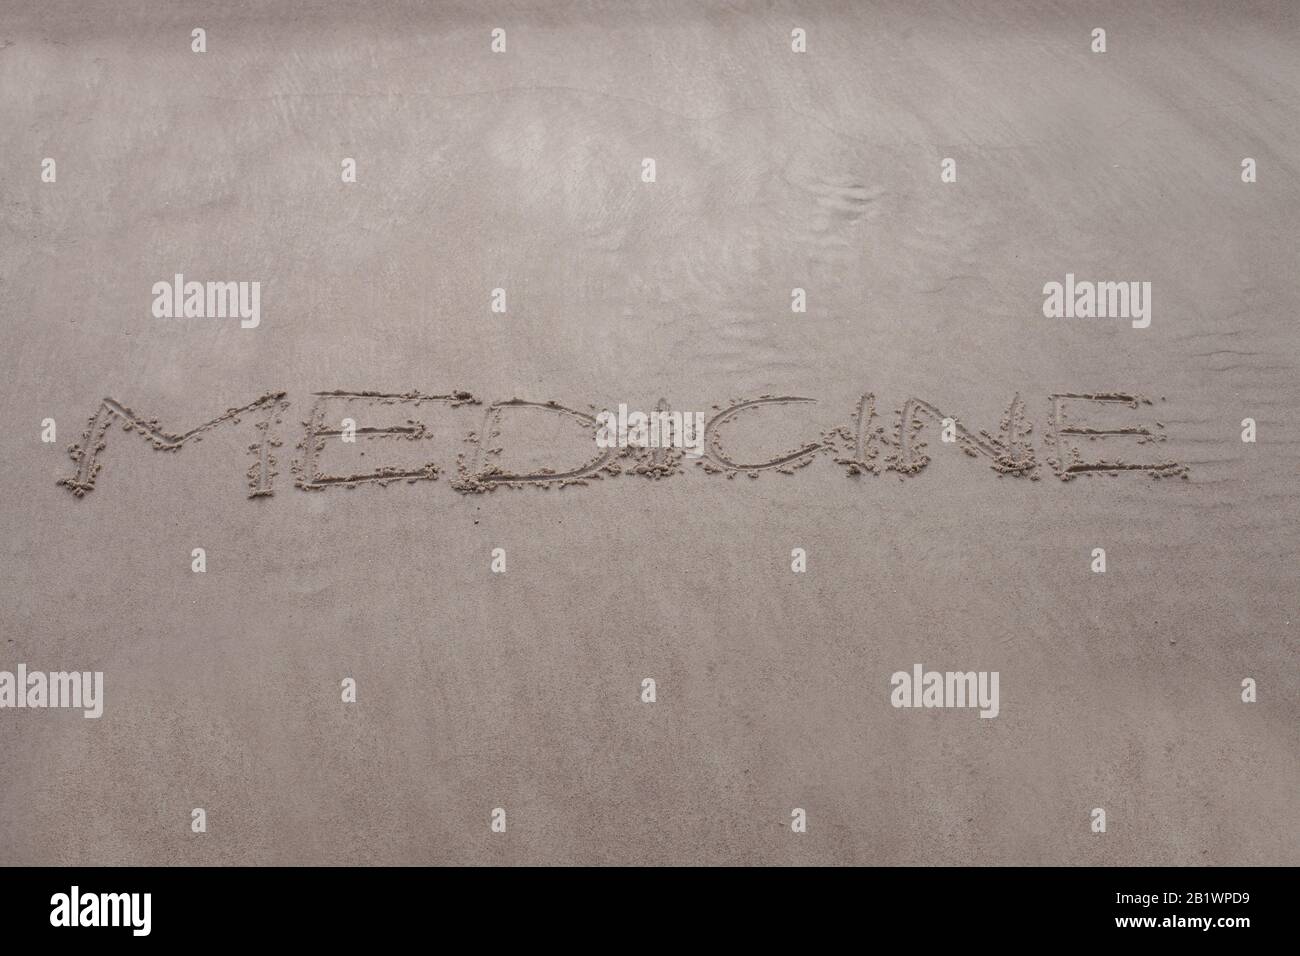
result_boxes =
[0,0,1296,865]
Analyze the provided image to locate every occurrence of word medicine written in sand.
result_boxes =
[56,387,1188,500]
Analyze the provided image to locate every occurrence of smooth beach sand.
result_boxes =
[0,0,1296,865]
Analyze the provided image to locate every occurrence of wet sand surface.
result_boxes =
[0,1,1296,864]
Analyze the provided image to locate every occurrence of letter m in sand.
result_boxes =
[58,392,287,498]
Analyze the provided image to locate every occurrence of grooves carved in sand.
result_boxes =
[292,390,479,491]
[450,399,615,493]
[888,393,1037,478]
[56,387,1189,500]
[58,392,289,498]
[698,396,828,479]
[1043,392,1185,481]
